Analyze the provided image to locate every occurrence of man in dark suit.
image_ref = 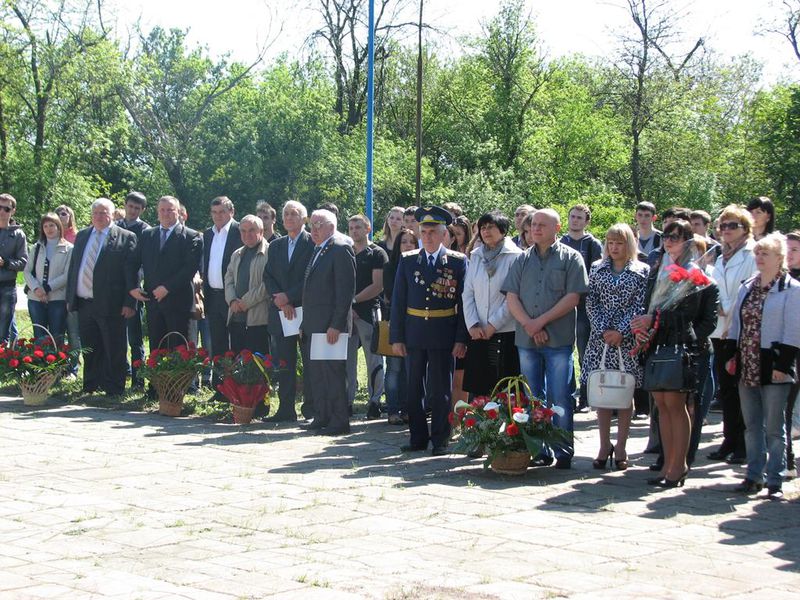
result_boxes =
[202,196,242,388]
[301,209,356,435]
[130,195,203,351]
[116,191,150,390]
[390,206,468,455]
[66,198,138,395]
[263,200,314,422]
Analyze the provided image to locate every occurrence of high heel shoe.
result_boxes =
[614,456,629,471]
[592,445,614,470]
[647,475,665,485]
[655,470,688,488]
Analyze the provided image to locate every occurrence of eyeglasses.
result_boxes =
[719,222,742,231]
[663,233,685,242]
[309,221,328,229]
[0,206,12,213]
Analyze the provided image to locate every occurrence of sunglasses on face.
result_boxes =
[663,233,685,242]
[719,222,742,231]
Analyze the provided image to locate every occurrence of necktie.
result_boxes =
[80,231,103,295]
[305,245,322,280]
[160,227,169,250]
[428,254,435,270]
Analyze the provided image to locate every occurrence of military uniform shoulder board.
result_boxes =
[402,248,422,258]
[446,249,466,260]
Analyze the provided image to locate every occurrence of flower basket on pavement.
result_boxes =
[452,375,571,476]
[0,325,81,407]
[213,350,277,424]
[135,333,209,416]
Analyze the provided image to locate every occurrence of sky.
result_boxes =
[114,0,798,85]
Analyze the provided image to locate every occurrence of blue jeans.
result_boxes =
[739,383,790,488]
[518,344,574,460]
[0,286,17,343]
[385,355,407,415]
[28,299,68,342]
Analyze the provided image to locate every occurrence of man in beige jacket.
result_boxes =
[224,214,270,358]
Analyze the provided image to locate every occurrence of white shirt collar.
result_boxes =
[213,219,232,235]
[425,244,444,262]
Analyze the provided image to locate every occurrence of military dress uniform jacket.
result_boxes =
[389,248,469,350]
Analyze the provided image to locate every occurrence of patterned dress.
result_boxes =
[581,258,650,388]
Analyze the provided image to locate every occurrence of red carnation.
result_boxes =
[464,416,477,428]
[224,351,235,358]
[33,349,45,358]
[9,358,19,368]
[45,354,56,363]
[132,360,143,368]
[23,356,33,364]
[512,406,524,414]
[506,422,520,436]
[690,269,710,286]
[485,408,498,419]
[58,352,66,360]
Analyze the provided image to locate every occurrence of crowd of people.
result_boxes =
[1,190,798,499]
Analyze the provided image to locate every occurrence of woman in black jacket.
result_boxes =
[631,220,719,488]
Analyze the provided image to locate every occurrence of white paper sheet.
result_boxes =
[279,307,303,336]
[310,333,349,360]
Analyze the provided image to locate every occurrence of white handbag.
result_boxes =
[587,344,635,410]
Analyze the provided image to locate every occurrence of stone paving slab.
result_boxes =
[0,395,798,599]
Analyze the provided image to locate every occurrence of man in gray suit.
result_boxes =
[301,209,356,435]
[263,200,315,422]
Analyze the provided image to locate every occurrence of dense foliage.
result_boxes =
[1,0,798,236]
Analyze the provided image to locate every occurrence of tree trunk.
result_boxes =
[0,94,8,191]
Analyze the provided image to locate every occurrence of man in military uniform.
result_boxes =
[390,206,468,455]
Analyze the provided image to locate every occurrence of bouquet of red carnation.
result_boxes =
[0,337,78,383]
[451,375,570,465]
[630,245,715,356]
[213,350,275,408]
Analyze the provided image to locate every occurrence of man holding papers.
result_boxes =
[264,201,315,423]
[301,209,356,435]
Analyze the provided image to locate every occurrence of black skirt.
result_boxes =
[462,331,520,396]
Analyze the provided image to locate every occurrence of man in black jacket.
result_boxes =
[263,200,314,422]
[116,191,150,390]
[66,198,138,395]
[130,196,203,351]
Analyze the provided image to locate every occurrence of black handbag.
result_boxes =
[642,344,696,392]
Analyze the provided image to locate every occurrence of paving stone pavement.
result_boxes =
[0,395,798,600]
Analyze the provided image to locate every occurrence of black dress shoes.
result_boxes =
[733,478,763,493]
[401,444,427,452]
[530,456,554,468]
[708,447,732,461]
[263,414,297,423]
[554,458,571,470]
[726,454,746,465]
[431,446,449,456]
[315,426,351,436]
[302,419,326,431]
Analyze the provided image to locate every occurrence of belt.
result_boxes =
[406,307,456,319]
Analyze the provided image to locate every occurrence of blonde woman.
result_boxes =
[725,233,800,499]
[583,224,649,470]
[378,206,405,255]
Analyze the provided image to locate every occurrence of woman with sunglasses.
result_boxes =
[55,205,78,243]
[707,205,757,464]
[631,220,718,488]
